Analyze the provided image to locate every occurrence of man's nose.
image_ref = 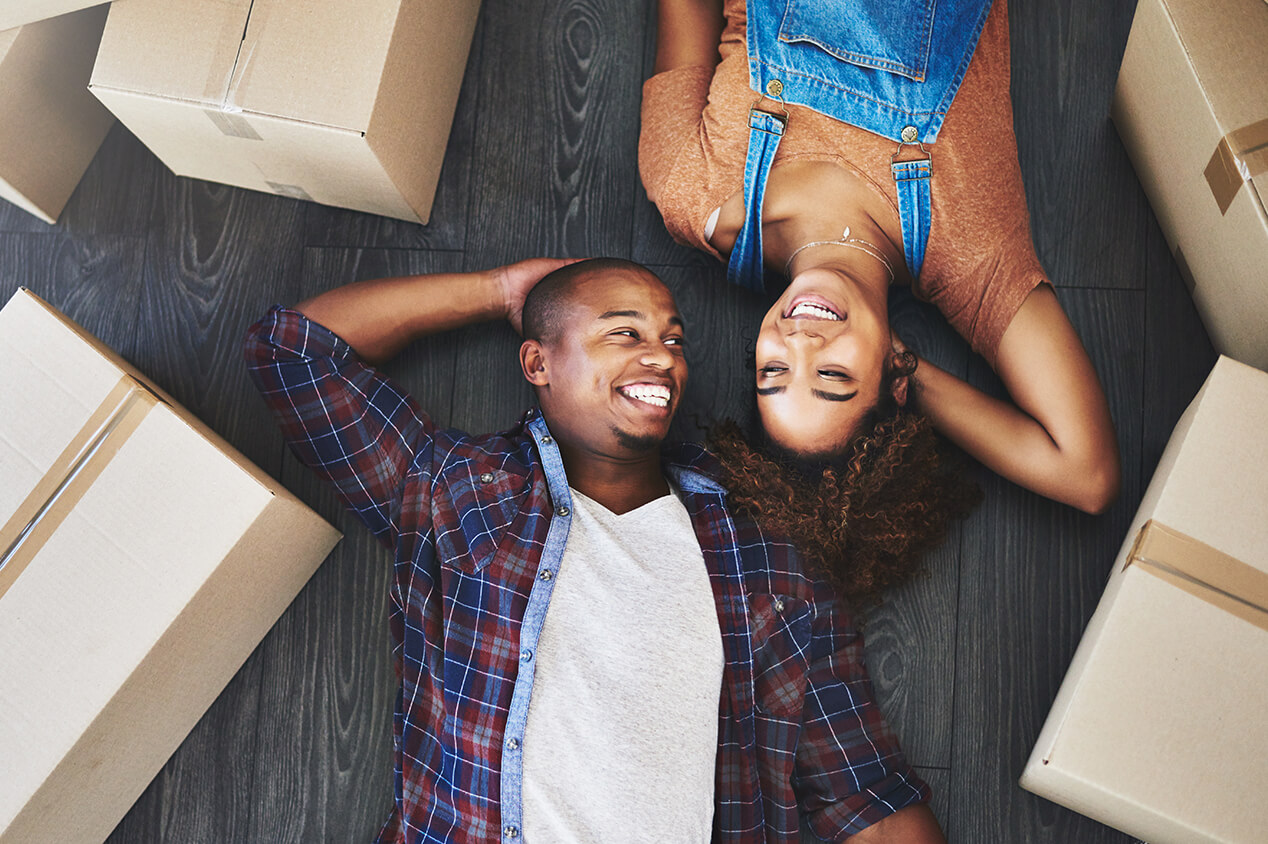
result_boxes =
[640,342,676,369]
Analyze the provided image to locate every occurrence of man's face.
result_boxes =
[525,267,687,458]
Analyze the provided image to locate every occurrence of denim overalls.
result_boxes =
[727,0,994,292]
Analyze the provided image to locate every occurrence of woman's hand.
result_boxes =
[491,257,582,335]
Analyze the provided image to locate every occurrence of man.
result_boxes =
[244,257,943,843]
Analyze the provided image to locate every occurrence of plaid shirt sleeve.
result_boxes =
[795,579,930,839]
[243,305,433,548]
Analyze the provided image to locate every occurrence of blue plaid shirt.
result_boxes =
[245,306,928,843]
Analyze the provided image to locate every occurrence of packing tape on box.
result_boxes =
[1126,520,1268,634]
[0,377,158,602]
[1204,117,1268,215]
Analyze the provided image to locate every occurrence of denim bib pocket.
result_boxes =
[777,0,935,82]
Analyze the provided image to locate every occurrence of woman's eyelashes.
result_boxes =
[758,364,851,381]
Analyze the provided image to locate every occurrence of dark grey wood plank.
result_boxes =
[463,0,647,265]
[302,18,486,252]
[1140,221,1218,482]
[1008,0,1147,290]
[0,232,145,354]
[107,172,308,844]
[948,288,1144,844]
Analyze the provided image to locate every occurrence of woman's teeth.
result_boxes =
[619,384,671,407]
[789,302,841,320]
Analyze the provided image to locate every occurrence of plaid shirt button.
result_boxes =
[504,826,519,839]
[539,569,553,581]
[506,737,520,750]
[556,506,570,517]
[774,598,785,613]
[479,472,494,483]
[520,649,533,662]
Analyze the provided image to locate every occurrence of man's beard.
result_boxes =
[612,425,662,453]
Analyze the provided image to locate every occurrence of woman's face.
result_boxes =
[755,268,892,455]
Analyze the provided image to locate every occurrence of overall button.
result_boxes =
[901,125,919,143]
[479,472,494,484]
[541,435,553,445]
[765,79,783,97]
[556,506,570,517]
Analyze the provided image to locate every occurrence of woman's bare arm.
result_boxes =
[907,284,1121,514]
[653,0,725,74]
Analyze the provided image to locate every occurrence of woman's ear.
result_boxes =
[890,374,909,407]
[520,340,549,386]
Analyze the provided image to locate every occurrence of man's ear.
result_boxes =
[520,339,549,386]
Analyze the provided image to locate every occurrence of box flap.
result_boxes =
[93,0,404,131]
[227,0,401,131]
[0,29,19,60]
[0,290,132,522]
[0,1,108,33]
[91,0,253,108]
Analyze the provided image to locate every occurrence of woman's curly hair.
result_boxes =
[710,354,981,608]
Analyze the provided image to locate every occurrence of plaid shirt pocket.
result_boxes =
[434,458,533,574]
[749,594,813,718]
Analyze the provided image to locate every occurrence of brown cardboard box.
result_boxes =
[0,6,114,224]
[1112,0,1268,370]
[88,0,481,224]
[0,0,107,32]
[1020,356,1268,844]
[0,289,342,844]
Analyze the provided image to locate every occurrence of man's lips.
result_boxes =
[783,294,844,321]
[617,381,673,409]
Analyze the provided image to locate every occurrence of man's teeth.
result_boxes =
[789,302,841,320]
[620,385,671,407]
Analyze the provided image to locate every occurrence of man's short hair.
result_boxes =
[521,257,658,345]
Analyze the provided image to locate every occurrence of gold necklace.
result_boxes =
[783,227,895,281]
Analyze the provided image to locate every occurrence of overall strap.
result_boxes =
[726,108,786,293]
[892,152,932,280]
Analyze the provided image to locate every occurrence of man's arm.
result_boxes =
[244,259,572,544]
[295,257,576,364]
[794,580,944,841]
[905,284,1121,514]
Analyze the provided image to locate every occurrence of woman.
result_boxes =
[640,0,1121,536]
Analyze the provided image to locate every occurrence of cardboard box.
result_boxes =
[0,0,107,32]
[88,0,481,224]
[0,6,115,224]
[1021,356,1268,844]
[1112,0,1268,370]
[0,289,341,844]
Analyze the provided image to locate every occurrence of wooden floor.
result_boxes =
[2,0,1217,841]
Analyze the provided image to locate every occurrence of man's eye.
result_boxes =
[665,336,686,347]
[612,329,638,339]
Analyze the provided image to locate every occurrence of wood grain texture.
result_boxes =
[1008,0,1147,290]
[1140,220,1218,481]
[463,0,647,264]
[949,288,1144,844]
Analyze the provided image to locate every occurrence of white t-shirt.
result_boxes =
[520,487,724,843]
